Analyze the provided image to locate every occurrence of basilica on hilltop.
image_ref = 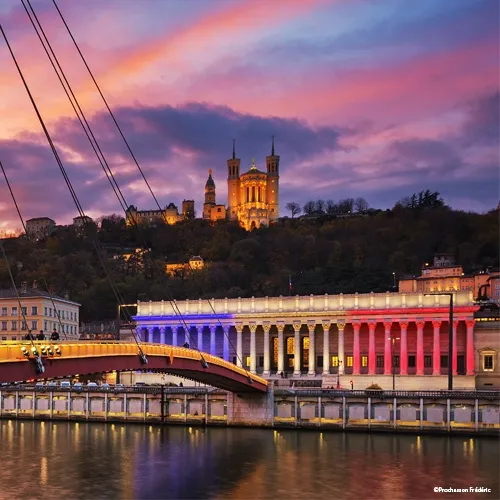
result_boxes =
[127,139,280,231]
[203,138,280,230]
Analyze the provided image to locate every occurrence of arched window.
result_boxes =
[252,186,256,202]
[246,187,250,202]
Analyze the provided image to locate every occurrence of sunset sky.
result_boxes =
[0,0,498,231]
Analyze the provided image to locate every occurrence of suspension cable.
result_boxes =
[0,242,44,374]
[0,23,147,364]
[0,159,68,340]
[22,2,204,365]
[50,0,251,377]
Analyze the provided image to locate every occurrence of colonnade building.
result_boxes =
[134,291,480,390]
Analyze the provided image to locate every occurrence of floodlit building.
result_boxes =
[25,217,55,240]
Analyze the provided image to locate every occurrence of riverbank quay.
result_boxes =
[0,385,498,435]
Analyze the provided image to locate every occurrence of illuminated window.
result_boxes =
[287,337,295,355]
[302,337,309,365]
[483,355,493,371]
[331,355,339,367]
[346,356,353,367]
[246,356,251,367]
[273,337,279,365]
[361,356,368,367]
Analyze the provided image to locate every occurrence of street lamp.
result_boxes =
[389,336,400,390]
[392,272,396,289]
[336,360,343,389]
[425,292,454,390]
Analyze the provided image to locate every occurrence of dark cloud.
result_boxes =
[459,91,500,147]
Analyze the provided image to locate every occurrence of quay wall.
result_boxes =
[0,386,498,435]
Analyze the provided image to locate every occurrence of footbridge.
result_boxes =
[0,342,268,393]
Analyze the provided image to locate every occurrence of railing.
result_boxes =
[274,388,500,400]
[0,341,268,387]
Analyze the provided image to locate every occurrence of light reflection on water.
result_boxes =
[0,420,498,500]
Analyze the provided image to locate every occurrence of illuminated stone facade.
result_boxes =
[202,170,227,221]
[125,200,194,226]
[134,291,479,389]
[227,139,279,230]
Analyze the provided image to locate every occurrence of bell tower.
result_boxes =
[266,136,280,220]
[203,169,216,219]
[227,139,241,220]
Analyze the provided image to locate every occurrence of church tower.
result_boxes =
[203,169,216,219]
[265,136,280,220]
[227,139,241,220]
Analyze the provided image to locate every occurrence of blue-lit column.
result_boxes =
[160,326,166,345]
[196,326,202,351]
[172,327,178,347]
[209,325,216,356]
[293,321,301,377]
[249,323,257,374]
[148,327,154,343]
[136,326,143,342]
[236,323,243,368]
[223,326,230,361]
[184,327,190,346]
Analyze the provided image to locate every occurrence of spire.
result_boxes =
[251,157,256,169]
[232,138,236,160]
[271,135,275,156]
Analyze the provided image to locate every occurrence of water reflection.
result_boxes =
[0,421,497,499]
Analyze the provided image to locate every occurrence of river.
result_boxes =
[0,420,498,499]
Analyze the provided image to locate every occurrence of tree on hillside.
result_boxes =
[286,202,301,218]
[394,190,447,209]
[338,198,354,214]
[326,200,338,215]
[354,197,369,213]
[303,201,316,215]
[314,200,326,214]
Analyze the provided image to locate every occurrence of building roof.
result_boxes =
[0,287,80,305]
[205,169,215,189]
[26,217,55,223]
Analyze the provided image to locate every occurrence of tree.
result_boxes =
[338,198,354,214]
[326,200,338,215]
[354,197,369,213]
[314,199,326,214]
[286,202,301,218]
[303,201,316,215]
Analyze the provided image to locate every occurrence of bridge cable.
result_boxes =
[23,0,208,368]
[50,0,252,379]
[0,241,44,374]
[0,159,68,341]
[0,23,147,365]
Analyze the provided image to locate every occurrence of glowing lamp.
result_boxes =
[54,345,61,356]
[21,346,29,358]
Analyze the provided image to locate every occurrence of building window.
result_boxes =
[408,355,416,368]
[440,355,449,368]
[424,355,432,367]
[1,321,6,331]
[1,337,6,341]
[21,321,28,331]
[286,337,294,355]
[393,355,400,368]
[12,307,18,315]
[31,306,38,315]
[49,308,52,317]
[11,321,17,331]
[44,307,47,316]
[317,355,323,368]
[331,355,339,367]
[21,307,27,316]
[232,356,237,365]
[258,356,264,368]
[245,356,251,367]
[31,320,37,330]
[376,355,384,368]
[1,307,6,316]
[361,356,368,367]
[346,356,353,367]
[273,337,278,365]
[483,355,494,371]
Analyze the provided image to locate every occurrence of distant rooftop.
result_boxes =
[0,287,80,305]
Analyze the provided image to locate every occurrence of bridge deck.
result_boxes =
[0,342,268,393]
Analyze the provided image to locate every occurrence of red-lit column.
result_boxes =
[384,322,392,375]
[432,320,441,375]
[452,320,459,376]
[368,322,376,375]
[466,319,475,376]
[400,322,408,375]
[416,320,425,375]
[353,322,361,375]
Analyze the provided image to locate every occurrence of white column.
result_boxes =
[293,321,301,376]
[148,327,154,343]
[209,325,216,356]
[249,323,257,374]
[197,326,203,351]
[263,322,271,376]
[160,327,166,345]
[277,323,285,374]
[322,321,330,375]
[236,323,243,368]
[172,327,178,347]
[308,321,316,376]
[222,326,230,361]
[337,322,345,374]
